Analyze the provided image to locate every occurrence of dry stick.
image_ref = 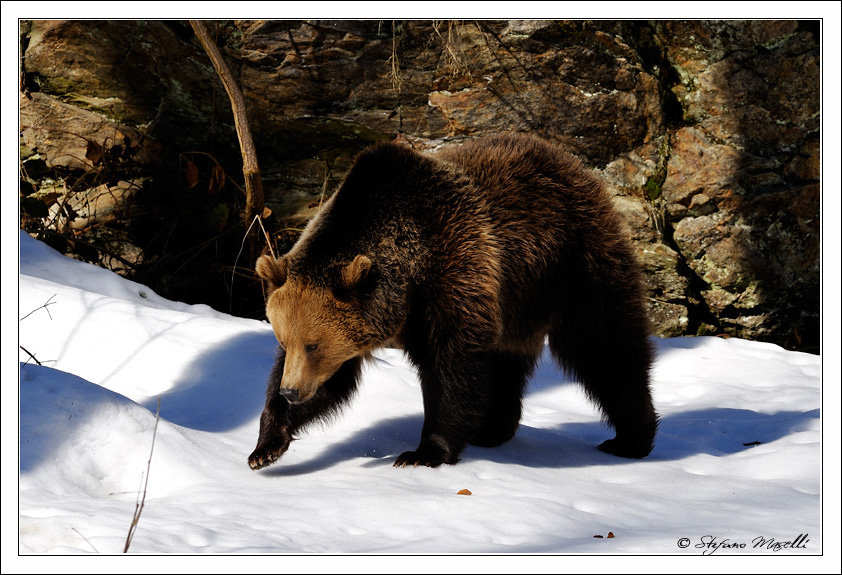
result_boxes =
[229,214,274,313]
[19,346,42,366]
[318,160,332,211]
[20,295,59,366]
[256,215,276,260]
[190,21,264,261]
[123,397,161,553]
[433,20,469,76]
[72,527,99,554]
[19,294,57,322]
[388,20,402,93]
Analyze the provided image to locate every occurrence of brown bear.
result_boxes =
[248,133,657,470]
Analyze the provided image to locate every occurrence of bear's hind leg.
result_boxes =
[467,351,536,448]
[548,326,658,459]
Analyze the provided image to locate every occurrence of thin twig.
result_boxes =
[433,20,470,77]
[256,215,276,260]
[19,346,42,366]
[123,397,161,553]
[229,214,266,313]
[385,21,402,94]
[72,527,99,554]
[318,160,332,211]
[19,294,57,322]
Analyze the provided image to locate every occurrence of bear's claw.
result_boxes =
[248,451,276,470]
[393,450,446,468]
[248,440,290,470]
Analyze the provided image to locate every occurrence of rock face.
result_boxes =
[657,21,819,347]
[19,20,820,351]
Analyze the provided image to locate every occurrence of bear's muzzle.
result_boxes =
[278,387,300,403]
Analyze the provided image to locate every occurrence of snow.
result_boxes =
[7,230,839,570]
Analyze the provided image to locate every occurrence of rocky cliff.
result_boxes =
[19,20,820,351]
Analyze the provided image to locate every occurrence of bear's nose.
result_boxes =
[278,387,299,402]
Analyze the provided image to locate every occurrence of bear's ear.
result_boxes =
[340,254,372,291]
[256,255,289,292]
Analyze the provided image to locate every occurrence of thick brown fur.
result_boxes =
[249,133,658,470]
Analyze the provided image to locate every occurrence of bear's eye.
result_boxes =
[305,343,319,353]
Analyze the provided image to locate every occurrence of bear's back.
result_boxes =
[291,134,628,295]
[439,133,608,220]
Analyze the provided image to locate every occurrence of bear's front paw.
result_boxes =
[394,434,464,468]
[248,438,291,470]
[393,449,446,468]
[393,439,461,468]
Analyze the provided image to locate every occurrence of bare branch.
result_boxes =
[19,294,57,322]
[19,346,43,366]
[230,214,270,313]
[123,397,161,553]
[189,21,264,238]
[72,527,99,554]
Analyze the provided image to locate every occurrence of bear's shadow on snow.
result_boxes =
[156,331,817,472]
[140,330,278,432]
[261,405,820,476]
[150,331,819,473]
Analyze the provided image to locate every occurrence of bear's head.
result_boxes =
[256,253,375,403]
